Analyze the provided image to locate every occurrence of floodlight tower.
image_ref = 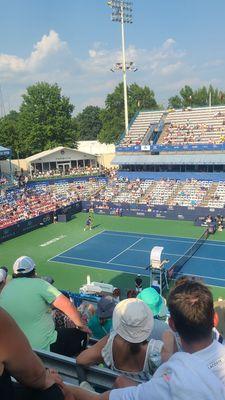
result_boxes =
[108,0,133,135]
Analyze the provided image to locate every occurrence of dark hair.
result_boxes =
[168,281,214,343]
[127,289,137,298]
[12,269,36,279]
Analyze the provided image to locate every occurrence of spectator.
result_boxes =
[137,288,169,341]
[0,307,64,400]
[66,281,225,400]
[76,298,175,381]
[52,292,76,330]
[135,275,142,294]
[64,353,225,400]
[213,298,225,338]
[0,267,8,293]
[88,296,116,340]
[167,280,225,383]
[0,256,91,357]
[112,288,120,304]
[126,289,137,298]
[137,287,168,319]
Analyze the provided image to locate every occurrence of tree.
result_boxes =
[0,111,21,158]
[18,82,76,157]
[128,83,158,114]
[194,86,208,107]
[168,85,225,109]
[98,83,159,144]
[75,106,102,140]
[168,95,183,109]
[180,85,194,107]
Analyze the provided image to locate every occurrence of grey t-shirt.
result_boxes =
[149,319,170,341]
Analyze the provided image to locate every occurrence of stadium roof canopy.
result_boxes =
[112,153,225,165]
[0,145,12,159]
[25,146,95,163]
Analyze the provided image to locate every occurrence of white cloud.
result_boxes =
[0,30,67,74]
[1,31,225,113]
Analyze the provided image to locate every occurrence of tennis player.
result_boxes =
[84,216,92,231]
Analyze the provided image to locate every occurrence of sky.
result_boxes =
[1,0,225,115]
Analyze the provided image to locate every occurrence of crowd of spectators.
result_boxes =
[88,176,225,209]
[1,176,225,230]
[31,166,107,180]
[161,121,225,146]
[118,106,225,149]
[1,264,225,399]
[0,178,105,229]
[160,107,225,147]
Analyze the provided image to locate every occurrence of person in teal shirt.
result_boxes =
[88,296,116,339]
[0,256,90,354]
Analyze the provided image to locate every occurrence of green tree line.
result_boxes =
[1,81,225,158]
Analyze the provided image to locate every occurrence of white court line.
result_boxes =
[128,248,225,263]
[130,248,225,263]
[102,231,225,247]
[180,273,225,283]
[104,229,197,242]
[50,254,146,271]
[102,232,196,245]
[107,237,143,264]
[48,230,105,262]
[129,249,182,261]
[48,258,149,276]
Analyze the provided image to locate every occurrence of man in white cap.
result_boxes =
[0,256,91,356]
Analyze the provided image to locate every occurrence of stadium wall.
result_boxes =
[26,175,107,187]
[0,201,82,243]
[118,171,225,181]
[82,201,225,221]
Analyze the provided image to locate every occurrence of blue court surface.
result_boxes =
[49,230,225,288]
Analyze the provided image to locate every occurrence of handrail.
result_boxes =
[35,349,141,390]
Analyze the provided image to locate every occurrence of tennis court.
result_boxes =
[49,230,225,288]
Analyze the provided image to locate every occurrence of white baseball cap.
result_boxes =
[13,256,36,274]
[112,298,154,343]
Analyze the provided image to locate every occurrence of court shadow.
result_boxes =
[108,273,150,298]
[92,224,101,229]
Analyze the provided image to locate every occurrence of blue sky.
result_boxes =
[1,0,225,114]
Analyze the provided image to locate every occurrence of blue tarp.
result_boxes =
[0,145,11,158]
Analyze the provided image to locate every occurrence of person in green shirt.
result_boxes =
[88,296,116,340]
[0,256,90,355]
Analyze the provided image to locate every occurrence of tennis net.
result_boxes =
[168,229,209,278]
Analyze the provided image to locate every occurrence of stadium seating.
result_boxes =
[155,106,225,146]
[89,177,225,208]
[117,106,225,149]
[0,178,106,228]
[120,111,164,146]
[1,176,225,229]
[31,166,104,179]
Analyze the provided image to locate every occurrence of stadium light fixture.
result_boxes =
[108,0,134,135]
[110,61,138,73]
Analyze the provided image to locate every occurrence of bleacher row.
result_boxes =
[1,176,225,229]
[90,177,225,208]
[120,111,164,146]
[0,178,105,228]
[119,106,225,148]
